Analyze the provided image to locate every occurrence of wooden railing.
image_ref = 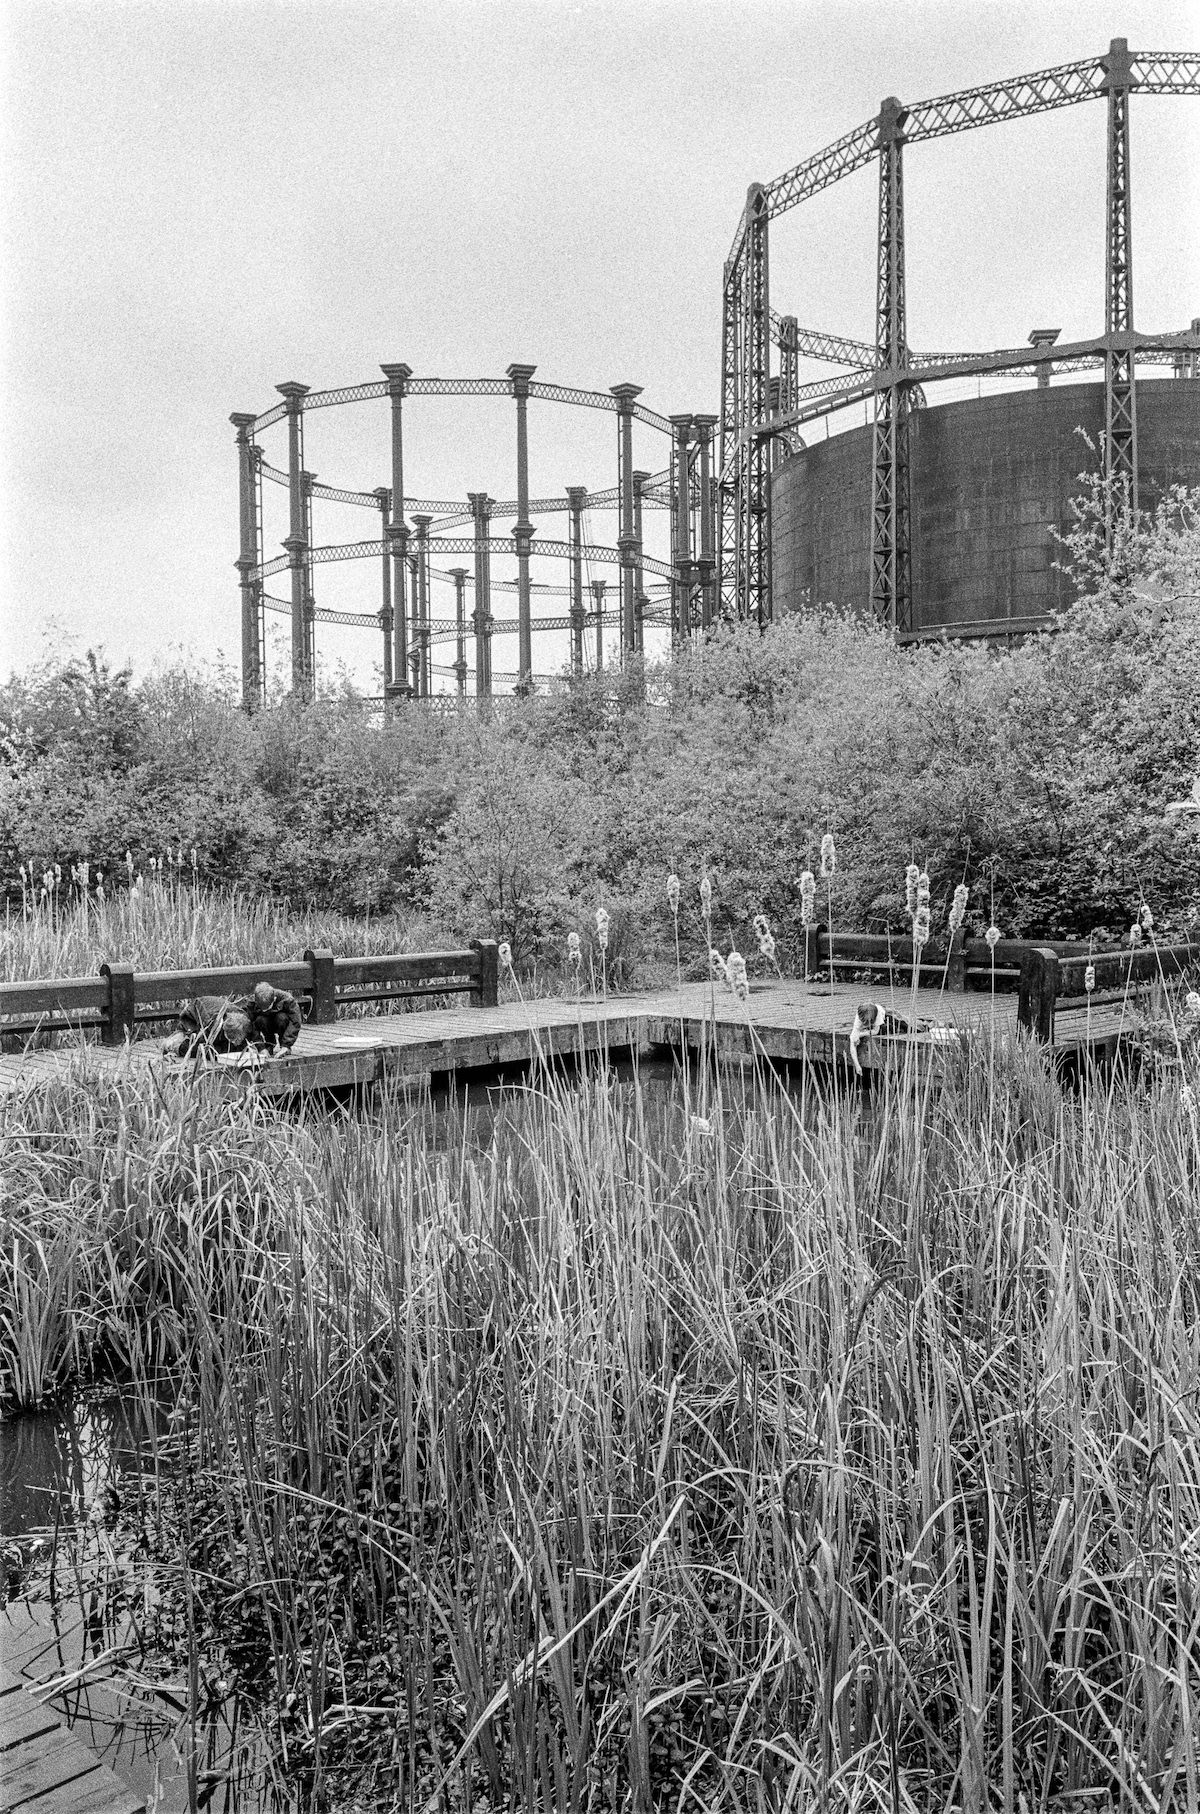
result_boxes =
[797,928,1092,995]
[1016,941,1200,1042]
[0,942,499,1045]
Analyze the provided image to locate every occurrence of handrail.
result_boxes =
[0,944,499,1046]
[1017,940,1200,1040]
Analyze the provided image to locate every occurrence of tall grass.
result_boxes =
[1,881,435,982]
[3,1041,1200,1810]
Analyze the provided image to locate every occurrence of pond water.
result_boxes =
[1,1391,287,1813]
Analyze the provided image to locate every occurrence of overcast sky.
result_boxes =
[2,0,1197,690]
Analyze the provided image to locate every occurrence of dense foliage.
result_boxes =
[3,484,1198,970]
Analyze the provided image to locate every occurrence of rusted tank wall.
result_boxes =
[770,379,1200,635]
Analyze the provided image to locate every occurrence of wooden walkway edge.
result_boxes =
[0,1664,143,1814]
[0,978,1132,1105]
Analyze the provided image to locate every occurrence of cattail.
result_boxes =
[905,863,920,918]
[1184,990,1200,1020]
[498,941,513,970]
[985,924,1001,951]
[727,950,749,1001]
[820,833,836,877]
[1085,962,1096,993]
[595,906,610,951]
[948,882,969,933]
[667,873,680,914]
[917,870,931,909]
[690,1115,713,1138]
[1129,923,1143,948]
[799,870,816,927]
[755,918,776,963]
[125,850,133,875]
[191,848,198,869]
[699,873,713,916]
[913,906,931,949]
[708,948,728,987]
[567,930,582,966]
[54,863,61,883]
[1140,903,1154,933]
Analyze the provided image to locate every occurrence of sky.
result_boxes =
[1,0,1198,691]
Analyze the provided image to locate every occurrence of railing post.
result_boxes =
[1017,947,1060,1043]
[471,939,499,1008]
[305,948,337,1024]
[100,963,136,1047]
[947,927,966,992]
[800,926,822,981]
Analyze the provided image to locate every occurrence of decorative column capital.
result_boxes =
[691,413,719,437]
[411,513,432,538]
[302,469,317,496]
[276,381,310,410]
[380,363,413,395]
[448,566,468,582]
[283,535,307,558]
[610,383,643,413]
[235,557,256,576]
[875,98,908,148]
[388,522,410,553]
[670,413,694,443]
[373,485,391,512]
[632,469,650,493]
[467,491,494,519]
[507,362,537,396]
[230,411,257,440]
[513,523,536,549]
[565,485,588,508]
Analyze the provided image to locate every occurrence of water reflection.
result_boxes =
[1,1390,287,1813]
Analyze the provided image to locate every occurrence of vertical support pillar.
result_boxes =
[1102,37,1138,524]
[412,515,432,698]
[591,580,606,672]
[232,412,261,711]
[449,568,468,694]
[632,471,649,655]
[507,363,537,692]
[566,487,587,676]
[373,487,394,698]
[693,414,718,628]
[611,383,643,662]
[741,184,771,625]
[381,364,412,699]
[779,315,799,416]
[407,554,421,696]
[717,253,741,618]
[276,381,310,694]
[302,471,317,689]
[670,415,693,641]
[469,493,493,699]
[870,99,912,634]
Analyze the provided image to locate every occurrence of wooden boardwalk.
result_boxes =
[0,1665,143,1814]
[0,977,1130,1104]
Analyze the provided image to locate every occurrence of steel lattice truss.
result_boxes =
[719,43,1200,625]
[254,534,675,585]
[255,375,675,438]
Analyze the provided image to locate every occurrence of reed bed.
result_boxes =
[3,1041,1200,1812]
[1,881,431,982]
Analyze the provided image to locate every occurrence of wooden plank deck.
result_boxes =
[0,1665,143,1814]
[0,977,1134,1104]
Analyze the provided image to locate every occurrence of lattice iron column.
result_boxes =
[302,471,317,690]
[277,382,310,694]
[407,554,421,696]
[566,487,587,676]
[373,487,394,698]
[671,415,693,640]
[717,254,741,620]
[1102,37,1138,521]
[741,185,772,624]
[507,363,537,692]
[633,471,649,655]
[591,579,606,672]
[870,98,912,633]
[381,364,412,697]
[693,414,718,628]
[611,384,642,661]
[779,316,799,416]
[232,412,262,712]
[412,515,432,697]
[449,568,468,694]
[469,492,493,699]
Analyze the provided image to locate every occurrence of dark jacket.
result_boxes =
[171,995,249,1057]
[246,986,303,1052]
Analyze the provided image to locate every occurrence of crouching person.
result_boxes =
[165,995,253,1060]
[247,980,303,1055]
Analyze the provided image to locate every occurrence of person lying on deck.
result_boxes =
[247,981,303,1054]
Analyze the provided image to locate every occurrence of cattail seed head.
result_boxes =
[727,950,749,1001]
[820,833,836,877]
[913,906,931,948]
[1084,962,1096,993]
[699,872,713,915]
[667,873,680,914]
[1184,990,1200,1021]
[1129,923,1143,948]
[917,870,931,908]
[948,883,969,933]
[595,906,610,951]
[498,941,513,970]
[799,870,816,927]
[708,948,728,987]
[567,930,582,965]
[905,863,919,918]
[1140,903,1154,933]
[985,924,1001,951]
